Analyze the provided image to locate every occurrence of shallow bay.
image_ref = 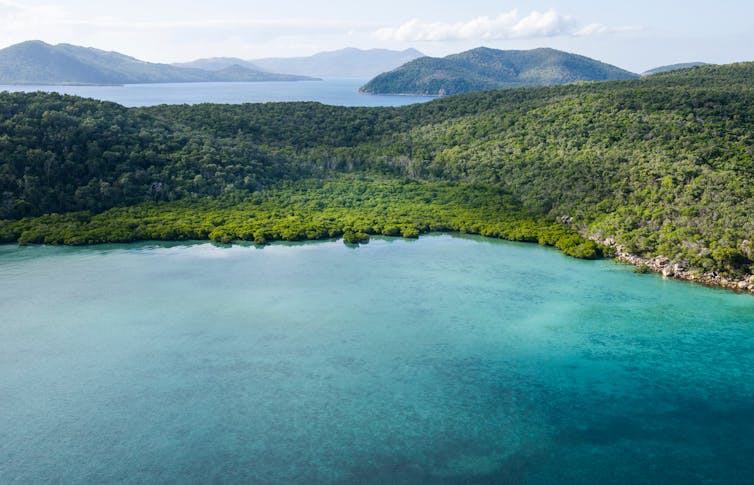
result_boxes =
[1,235,753,483]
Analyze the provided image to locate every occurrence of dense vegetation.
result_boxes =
[641,62,707,76]
[0,41,314,85]
[0,175,601,258]
[2,62,754,277]
[360,47,638,95]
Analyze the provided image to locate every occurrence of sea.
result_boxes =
[0,79,434,108]
[1,235,753,483]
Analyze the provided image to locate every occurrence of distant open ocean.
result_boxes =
[0,79,434,107]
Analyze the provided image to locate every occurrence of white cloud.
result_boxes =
[375,9,574,42]
[375,9,639,42]
[574,23,643,36]
[509,10,569,38]
[574,23,610,36]
[0,0,72,48]
[0,2,366,58]
[65,17,362,32]
[0,4,359,33]
[0,1,363,42]
[0,0,67,32]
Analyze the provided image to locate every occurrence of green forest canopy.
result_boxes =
[1,62,753,277]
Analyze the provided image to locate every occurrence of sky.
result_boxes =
[1,0,753,72]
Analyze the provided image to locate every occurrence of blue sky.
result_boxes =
[1,0,752,72]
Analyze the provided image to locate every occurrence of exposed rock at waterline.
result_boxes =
[595,239,754,294]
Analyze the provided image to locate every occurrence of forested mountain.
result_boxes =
[360,47,638,95]
[642,62,707,76]
[0,41,315,84]
[252,48,424,78]
[2,63,754,281]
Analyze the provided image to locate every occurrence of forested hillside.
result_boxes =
[642,62,707,76]
[360,47,638,95]
[2,63,753,279]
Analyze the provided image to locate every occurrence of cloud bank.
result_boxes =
[375,9,637,42]
[0,0,66,33]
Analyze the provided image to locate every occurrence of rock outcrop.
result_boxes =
[597,238,754,294]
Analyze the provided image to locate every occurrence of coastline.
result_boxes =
[4,226,753,294]
[596,238,754,294]
[357,89,440,98]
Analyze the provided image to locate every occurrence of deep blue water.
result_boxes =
[1,235,753,483]
[0,79,433,107]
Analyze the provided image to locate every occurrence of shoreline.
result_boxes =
[596,238,754,294]
[4,228,753,294]
[357,89,440,98]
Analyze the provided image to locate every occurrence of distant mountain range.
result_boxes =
[360,47,639,96]
[172,48,424,79]
[250,48,425,79]
[172,57,263,72]
[641,62,708,76]
[0,41,315,85]
[3,41,706,91]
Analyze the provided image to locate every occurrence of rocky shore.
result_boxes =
[597,239,754,294]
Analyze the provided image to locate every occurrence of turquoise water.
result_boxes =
[0,79,433,107]
[1,235,753,483]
